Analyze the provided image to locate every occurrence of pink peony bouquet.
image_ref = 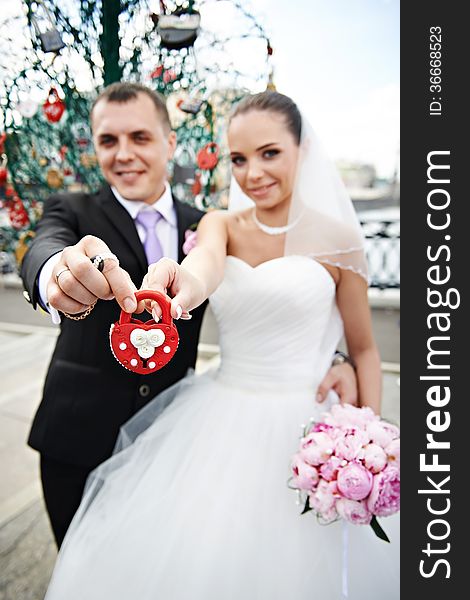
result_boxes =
[290,404,400,542]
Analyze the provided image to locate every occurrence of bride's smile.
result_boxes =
[228,110,299,220]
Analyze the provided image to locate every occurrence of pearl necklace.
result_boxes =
[252,209,302,236]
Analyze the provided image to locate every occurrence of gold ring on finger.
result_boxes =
[55,267,70,285]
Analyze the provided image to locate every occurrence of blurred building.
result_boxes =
[337,161,399,211]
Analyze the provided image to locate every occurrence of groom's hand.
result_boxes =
[316,362,358,406]
[48,235,137,315]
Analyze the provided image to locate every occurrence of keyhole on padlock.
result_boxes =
[142,358,149,369]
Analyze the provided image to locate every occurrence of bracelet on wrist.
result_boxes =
[332,351,356,370]
[61,301,97,321]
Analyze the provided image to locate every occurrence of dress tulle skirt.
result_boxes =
[45,370,400,600]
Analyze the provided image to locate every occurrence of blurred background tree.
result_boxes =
[0,0,273,268]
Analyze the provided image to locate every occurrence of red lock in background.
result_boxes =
[110,290,179,375]
[43,88,65,123]
[0,166,7,186]
[196,142,219,170]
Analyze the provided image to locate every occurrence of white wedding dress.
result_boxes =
[46,256,399,599]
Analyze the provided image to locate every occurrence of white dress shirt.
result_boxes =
[38,183,178,324]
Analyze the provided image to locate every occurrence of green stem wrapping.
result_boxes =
[370,515,390,542]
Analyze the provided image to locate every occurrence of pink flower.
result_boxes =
[300,431,335,466]
[385,438,400,468]
[290,403,400,539]
[335,429,369,462]
[316,505,339,524]
[325,404,378,429]
[336,498,372,525]
[363,443,388,473]
[309,480,339,522]
[367,466,400,517]
[366,420,400,448]
[291,453,319,491]
[182,229,198,255]
[319,456,342,481]
[337,462,373,500]
[310,422,335,434]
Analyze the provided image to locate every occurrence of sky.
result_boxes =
[1,0,399,178]
[254,0,400,178]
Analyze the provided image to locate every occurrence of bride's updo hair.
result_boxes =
[230,91,302,145]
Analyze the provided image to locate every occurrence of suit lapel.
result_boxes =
[97,186,148,272]
[97,187,197,269]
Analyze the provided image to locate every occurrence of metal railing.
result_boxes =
[360,219,400,289]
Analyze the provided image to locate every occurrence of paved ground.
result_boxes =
[0,327,57,600]
[0,278,399,600]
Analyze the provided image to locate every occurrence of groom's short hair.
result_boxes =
[91,82,171,133]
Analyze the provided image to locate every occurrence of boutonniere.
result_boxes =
[183,222,198,255]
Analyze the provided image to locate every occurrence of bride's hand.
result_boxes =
[140,258,205,321]
[316,362,358,407]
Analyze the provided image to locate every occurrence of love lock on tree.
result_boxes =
[172,145,196,185]
[178,81,207,115]
[15,231,36,266]
[43,88,65,123]
[8,198,30,230]
[157,9,201,51]
[179,96,204,115]
[0,154,7,186]
[30,0,65,53]
[197,142,219,171]
[191,172,202,196]
[110,291,179,375]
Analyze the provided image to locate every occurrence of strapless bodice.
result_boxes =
[209,256,343,391]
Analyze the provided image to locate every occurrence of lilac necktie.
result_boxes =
[135,210,164,265]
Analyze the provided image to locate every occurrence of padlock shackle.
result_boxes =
[118,290,173,326]
[30,0,55,35]
[46,87,61,101]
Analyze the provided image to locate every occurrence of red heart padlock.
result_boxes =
[43,88,65,123]
[196,142,219,170]
[109,290,179,375]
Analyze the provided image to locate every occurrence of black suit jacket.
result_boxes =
[21,185,206,468]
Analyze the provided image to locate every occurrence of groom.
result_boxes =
[21,82,357,547]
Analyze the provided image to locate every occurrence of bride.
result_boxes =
[45,91,399,599]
